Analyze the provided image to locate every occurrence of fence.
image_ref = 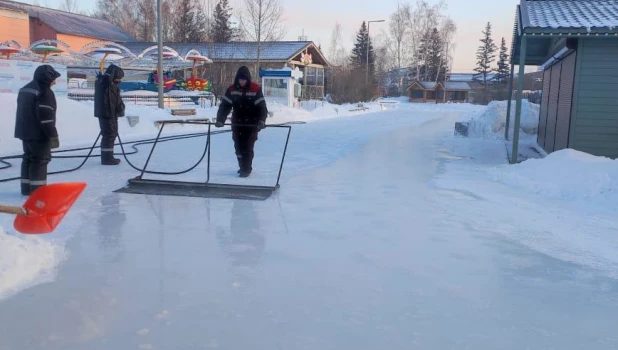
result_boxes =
[67,91,215,109]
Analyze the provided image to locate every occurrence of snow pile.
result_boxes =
[0,226,66,300]
[466,100,540,139]
[489,149,618,201]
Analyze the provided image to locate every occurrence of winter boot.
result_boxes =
[239,169,251,178]
[101,151,121,165]
[20,181,30,196]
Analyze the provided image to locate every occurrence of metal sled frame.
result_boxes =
[114,120,291,200]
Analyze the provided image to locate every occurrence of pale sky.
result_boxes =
[21,0,521,72]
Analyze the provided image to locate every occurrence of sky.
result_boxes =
[21,0,521,73]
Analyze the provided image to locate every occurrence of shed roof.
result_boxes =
[120,41,329,65]
[407,81,471,91]
[511,0,618,65]
[0,0,136,42]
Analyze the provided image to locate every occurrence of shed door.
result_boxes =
[545,60,562,153]
[538,66,552,148]
[554,51,576,151]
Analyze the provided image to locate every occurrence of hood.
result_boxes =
[105,64,125,81]
[234,66,252,88]
[34,65,61,86]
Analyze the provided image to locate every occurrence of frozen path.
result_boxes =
[1,113,618,349]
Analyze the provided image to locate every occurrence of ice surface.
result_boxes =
[1,98,617,349]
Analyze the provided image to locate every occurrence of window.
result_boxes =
[263,78,287,98]
[317,68,324,86]
[306,67,316,85]
[411,90,424,99]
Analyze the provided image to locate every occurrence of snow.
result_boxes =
[0,226,65,300]
[465,100,540,139]
[489,148,618,203]
[525,0,618,30]
[1,95,618,349]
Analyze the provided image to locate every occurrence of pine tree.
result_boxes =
[210,0,235,42]
[473,22,497,88]
[350,21,376,76]
[425,28,446,82]
[495,37,510,84]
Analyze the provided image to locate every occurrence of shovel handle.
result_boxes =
[0,205,27,216]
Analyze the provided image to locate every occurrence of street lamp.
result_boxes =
[366,19,384,94]
[157,0,164,108]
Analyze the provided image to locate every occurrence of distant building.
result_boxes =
[0,0,135,51]
[121,41,330,99]
[406,81,471,103]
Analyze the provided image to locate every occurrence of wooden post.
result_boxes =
[504,63,516,140]
[511,35,527,164]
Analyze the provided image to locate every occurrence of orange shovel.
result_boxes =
[0,182,87,234]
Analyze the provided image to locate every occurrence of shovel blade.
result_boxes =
[14,182,87,234]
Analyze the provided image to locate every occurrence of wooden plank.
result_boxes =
[579,68,618,78]
[577,91,618,100]
[578,75,618,85]
[576,118,618,127]
[575,126,618,135]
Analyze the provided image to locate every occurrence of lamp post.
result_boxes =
[157,0,164,108]
[366,20,384,97]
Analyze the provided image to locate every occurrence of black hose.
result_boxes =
[0,120,305,183]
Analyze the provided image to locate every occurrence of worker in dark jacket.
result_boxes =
[215,66,267,177]
[94,64,125,165]
[14,64,61,196]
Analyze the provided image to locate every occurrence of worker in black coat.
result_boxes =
[94,64,125,165]
[215,66,268,177]
[14,64,61,196]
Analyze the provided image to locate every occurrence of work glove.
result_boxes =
[50,137,60,149]
[215,120,224,128]
[257,120,266,130]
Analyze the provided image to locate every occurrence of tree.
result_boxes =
[473,22,497,89]
[328,22,348,67]
[210,0,236,42]
[389,2,411,70]
[350,21,376,76]
[238,0,285,72]
[59,0,78,13]
[495,37,510,83]
[174,0,208,42]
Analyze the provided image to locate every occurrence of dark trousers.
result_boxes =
[232,126,258,172]
[98,117,119,161]
[21,140,51,195]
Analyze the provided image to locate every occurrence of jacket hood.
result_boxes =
[105,64,125,80]
[34,64,61,86]
[234,66,252,88]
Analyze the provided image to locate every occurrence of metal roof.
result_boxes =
[444,82,471,90]
[120,41,318,62]
[511,0,618,65]
[407,81,471,91]
[0,0,136,42]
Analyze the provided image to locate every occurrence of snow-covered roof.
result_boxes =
[0,0,136,42]
[408,81,471,91]
[448,73,496,82]
[444,82,471,90]
[121,41,328,65]
[522,0,618,31]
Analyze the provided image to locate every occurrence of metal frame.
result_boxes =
[115,120,292,200]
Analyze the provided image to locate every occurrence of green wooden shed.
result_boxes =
[506,0,618,163]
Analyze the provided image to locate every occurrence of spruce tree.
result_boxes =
[473,22,497,88]
[495,37,510,84]
[350,21,376,76]
[210,0,235,42]
[425,28,446,82]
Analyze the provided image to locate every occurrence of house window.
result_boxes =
[316,68,324,86]
[411,89,424,99]
[306,67,316,85]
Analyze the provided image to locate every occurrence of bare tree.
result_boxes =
[407,0,445,80]
[327,22,348,67]
[438,17,456,80]
[389,2,411,70]
[238,0,285,73]
[59,0,78,12]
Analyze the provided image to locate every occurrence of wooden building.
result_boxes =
[121,41,330,100]
[407,81,471,103]
[0,0,135,50]
[509,0,618,160]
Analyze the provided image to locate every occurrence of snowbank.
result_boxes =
[466,100,540,139]
[0,226,66,300]
[489,149,618,202]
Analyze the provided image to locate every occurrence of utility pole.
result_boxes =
[157,0,164,108]
[366,20,384,98]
